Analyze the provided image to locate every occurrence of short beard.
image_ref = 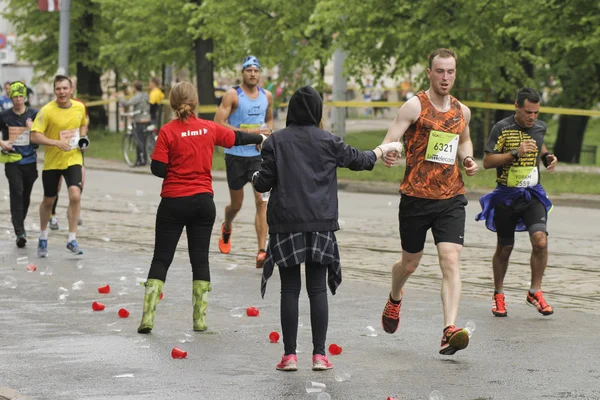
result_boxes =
[243,79,257,89]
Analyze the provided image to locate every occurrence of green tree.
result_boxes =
[2,0,109,125]
[312,0,537,94]
[92,0,191,80]
[313,0,600,162]
[95,0,220,115]
[186,0,334,93]
[504,0,600,163]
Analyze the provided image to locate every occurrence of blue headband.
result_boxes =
[242,56,261,71]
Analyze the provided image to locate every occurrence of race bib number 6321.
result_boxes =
[425,130,459,165]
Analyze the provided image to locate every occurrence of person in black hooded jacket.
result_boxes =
[252,85,403,372]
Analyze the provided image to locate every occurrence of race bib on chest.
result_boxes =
[507,166,538,187]
[60,128,80,150]
[239,123,261,129]
[8,127,30,146]
[425,130,459,165]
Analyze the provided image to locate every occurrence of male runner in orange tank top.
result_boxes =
[379,48,479,355]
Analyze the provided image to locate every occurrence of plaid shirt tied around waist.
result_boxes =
[261,231,342,298]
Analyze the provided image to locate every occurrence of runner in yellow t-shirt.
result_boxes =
[31,75,88,257]
[149,77,165,125]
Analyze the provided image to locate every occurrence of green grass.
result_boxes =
[84,130,124,160]
[85,126,600,195]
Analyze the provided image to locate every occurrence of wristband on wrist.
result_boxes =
[376,146,385,159]
[462,156,474,166]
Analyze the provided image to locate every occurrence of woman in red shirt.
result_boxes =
[137,81,266,334]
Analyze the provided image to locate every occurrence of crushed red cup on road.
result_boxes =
[118,308,130,318]
[26,264,36,272]
[171,347,187,359]
[246,307,259,317]
[160,292,163,300]
[92,301,105,311]
[328,343,342,355]
[269,331,280,343]
[98,285,111,294]
[387,397,399,400]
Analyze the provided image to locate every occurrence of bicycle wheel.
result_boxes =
[145,132,157,159]
[122,132,137,167]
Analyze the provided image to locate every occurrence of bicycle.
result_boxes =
[121,111,159,167]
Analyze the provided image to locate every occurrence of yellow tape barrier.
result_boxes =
[83,98,600,117]
[327,101,600,117]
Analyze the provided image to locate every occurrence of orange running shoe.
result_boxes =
[439,325,469,355]
[381,291,403,334]
[492,293,507,317]
[256,249,267,269]
[526,291,553,315]
[218,223,232,254]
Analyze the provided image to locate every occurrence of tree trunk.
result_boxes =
[494,92,514,124]
[194,38,216,120]
[76,63,107,128]
[74,3,107,128]
[553,115,589,164]
[318,59,326,100]
[192,0,216,120]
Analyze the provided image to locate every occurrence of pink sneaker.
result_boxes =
[312,354,333,371]
[276,354,298,371]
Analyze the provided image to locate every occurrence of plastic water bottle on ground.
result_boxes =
[107,321,123,332]
[229,307,244,317]
[72,281,84,291]
[4,276,17,289]
[134,338,150,349]
[430,390,444,400]
[57,287,69,304]
[16,256,29,265]
[305,381,326,394]
[365,325,378,337]
[178,333,194,343]
[334,370,351,382]
[465,320,476,338]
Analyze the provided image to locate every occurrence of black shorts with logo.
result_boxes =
[225,154,262,190]
[42,165,83,197]
[493,196,547,245]
[399,194,468,254]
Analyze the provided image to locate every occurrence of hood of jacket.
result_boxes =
[285,85,322,127]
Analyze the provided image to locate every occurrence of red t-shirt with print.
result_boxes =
[151,116,235,198]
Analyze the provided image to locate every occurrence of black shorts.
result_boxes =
[399,194,468,253]
[493,196,547,245]
[42,165,83,197]
[225,154,262,190]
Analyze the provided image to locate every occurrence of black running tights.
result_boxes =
[279,261,329,356]
[147,193,215,283]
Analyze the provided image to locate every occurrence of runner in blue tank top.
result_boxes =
[214,55,274,268]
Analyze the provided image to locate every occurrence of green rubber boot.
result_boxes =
[192,280,211,331]
[137,278,164,334]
